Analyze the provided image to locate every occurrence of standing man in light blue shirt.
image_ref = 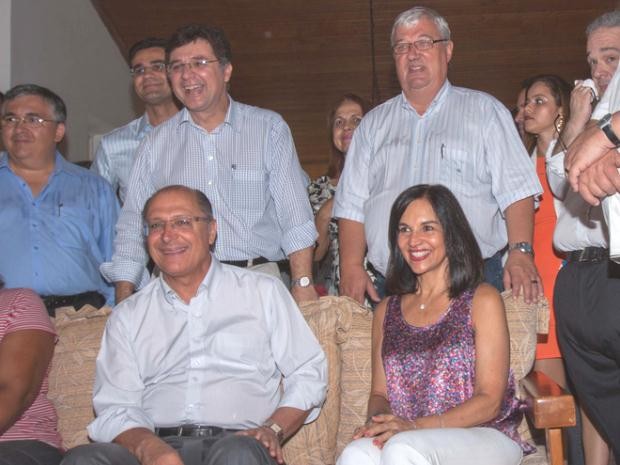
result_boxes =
[334,6,542,305]
[0,84,118,310]
[91,38,179,204]
[103,25,318,305]
[61,185,327,465]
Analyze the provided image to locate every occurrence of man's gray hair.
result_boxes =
[586,10,620,37]
[2,84,67,122]
[391,6,451,46]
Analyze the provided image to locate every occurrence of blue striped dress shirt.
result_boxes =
[91,114,154,204]
[334,81,542,275]
[101,97,316,287]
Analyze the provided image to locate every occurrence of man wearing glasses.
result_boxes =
[62,185,326,465]
[91,37,179,205]
[0,84,118,312]
[102,24,317,305]
[335,6,541,304]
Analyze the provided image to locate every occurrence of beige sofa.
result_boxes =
[48,294,566,464]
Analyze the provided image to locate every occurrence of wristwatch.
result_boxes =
[292,276,313,288]
[508,242,534,256]
[263,420,284,443]
[598,113,620,148]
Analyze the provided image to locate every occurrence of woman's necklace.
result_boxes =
[418,288,449,311]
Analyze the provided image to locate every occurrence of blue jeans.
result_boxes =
[483,250,504,292]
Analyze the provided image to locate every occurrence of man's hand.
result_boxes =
[569,83,596,131]
[291,284,318,304]
[575,150,620,205]
[237,426,284,464]
[339,263,379,305]
[566,123,615,193]
[352,414,415,448]
[503,251,541,304]
[115,281,135,304]
[133,434,183,465]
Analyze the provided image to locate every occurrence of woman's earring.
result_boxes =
[555,114,565,133]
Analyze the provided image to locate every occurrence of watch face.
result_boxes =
[299,276,311,287]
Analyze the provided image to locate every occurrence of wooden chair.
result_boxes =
[521,371,576,465]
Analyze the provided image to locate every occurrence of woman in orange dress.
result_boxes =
[523,74,570,381]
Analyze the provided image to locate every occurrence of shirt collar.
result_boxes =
[137,114,153,137]
[177,95,238,133]
[399,79,451,116]
[0,150,78,176]
[159,255,220,307]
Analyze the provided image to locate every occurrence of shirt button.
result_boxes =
[191,359,201,367]
[208,156,214,161]
[33,246,39,250]
[207,180,213,186]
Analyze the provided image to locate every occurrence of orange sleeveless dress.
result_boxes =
[534,156,563,359]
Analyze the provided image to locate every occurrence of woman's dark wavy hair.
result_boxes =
[524,74,572,153]
[385,184,483,298]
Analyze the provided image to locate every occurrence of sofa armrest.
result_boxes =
[520,370,576,429]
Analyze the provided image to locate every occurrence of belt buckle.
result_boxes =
[247,258,254,267]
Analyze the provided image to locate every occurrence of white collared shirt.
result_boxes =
[334,81,541,274]
[88,258,327,442]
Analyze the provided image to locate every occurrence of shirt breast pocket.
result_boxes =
[439,148,476,196]
[54,205,94,249]
[231,169,267,213]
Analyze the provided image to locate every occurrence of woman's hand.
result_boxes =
[353,414,416,448]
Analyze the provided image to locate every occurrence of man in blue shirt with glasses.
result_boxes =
[0,84,119,313]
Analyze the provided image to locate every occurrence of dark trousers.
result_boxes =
[554,259,620,463]
[61,433,277,465]
[0,440,62,465]
[482,250,505,292]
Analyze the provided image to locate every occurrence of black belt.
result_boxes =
[41,291,106,317]
[155,425,239,438]
[221,256,270,268]
[566,247,609,263]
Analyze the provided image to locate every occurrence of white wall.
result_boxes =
[10,0,137,161]
[0,0,10,92]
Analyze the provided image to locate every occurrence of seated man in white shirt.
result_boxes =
[61,185,327,465]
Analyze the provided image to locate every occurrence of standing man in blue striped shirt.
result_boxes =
[102,24,318,304]
[91,38,179,204]
[335,6,542,305]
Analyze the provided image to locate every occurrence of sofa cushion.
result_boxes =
[48,305,111,449]
[283,296,348,465]
[334,298,373,458]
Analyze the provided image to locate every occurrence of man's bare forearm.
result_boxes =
[115,281,136,304]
